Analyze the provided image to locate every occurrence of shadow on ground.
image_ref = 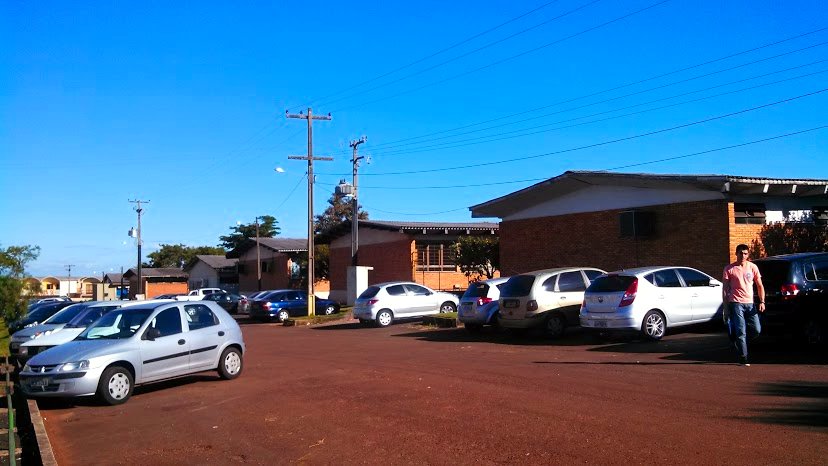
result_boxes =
[750,381,828,428]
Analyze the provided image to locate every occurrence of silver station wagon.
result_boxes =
[20,300,245,405]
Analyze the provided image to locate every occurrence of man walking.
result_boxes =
[722,244,766,366]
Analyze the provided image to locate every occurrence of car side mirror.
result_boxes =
[144,328,161,341]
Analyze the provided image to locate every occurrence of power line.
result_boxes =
[342,26,828,152]
[330,0,673,113]
[288,0,565,112]
[345,87,828,176]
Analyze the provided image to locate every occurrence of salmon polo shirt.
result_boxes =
[723,261,761,303]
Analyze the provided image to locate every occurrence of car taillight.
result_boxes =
[527,300,538,312]
[477,297,493,306]
[618,278,638,307]
[263,302,272,310]
[780,283,799,299]
[367,299,379,306]
[241,298,248,304]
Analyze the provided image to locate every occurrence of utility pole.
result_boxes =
[65,264,74,297]
[255,216,262,292]
[129,199,149,298]
[287,107,332,317]
[349,136,367,266]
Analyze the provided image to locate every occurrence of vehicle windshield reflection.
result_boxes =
[77,308,155,340]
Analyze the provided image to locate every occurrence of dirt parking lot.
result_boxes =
[38,317,827,465]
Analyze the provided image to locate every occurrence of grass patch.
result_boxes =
[435,312,458,319]
[292,307,353,325]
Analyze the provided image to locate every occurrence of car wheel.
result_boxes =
[217,347,243,380]
[464,323,482,333]
[376,309,393,327]
[278,310,290,322]
[546,313,566,339]
[440,302,457,313]
[641,310,666,340]
[98,366,134,406]
[323,304,337,315]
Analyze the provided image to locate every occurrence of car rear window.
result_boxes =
[358,286,380,299]
[587,275,636,292]
[462,282,490,298]
[753,260,792,287]
[500,275,536,298]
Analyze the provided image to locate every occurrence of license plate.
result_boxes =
[503,300,519,309]
[594,320,608,328]
[29,378,50,388]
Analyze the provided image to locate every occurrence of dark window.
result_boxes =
[813,207,828,226]
[734,203,766,224]
[261,261,273,273]
[501,275,536,297]
[587,275,636,293]
[185,304,218,330]
[416,242,456,272]
[285,292,302,301]
[462,282,490,299]
[151,308,182,337]
[620,211,656,237]
[358,286,380,299]
[805,260,828,281]
[386,285,406,296]
[584,270,603,282]
[542,276,557,291]
[753,260,792,289]
[557,272,587,292]
[405,284,431,296]
[677,268,712,287]
[652,269,683,288]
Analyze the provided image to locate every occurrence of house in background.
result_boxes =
[185,255,240,293]
[23,276,100,300]
[226,237,324,295]
[123,268,188,299]
[470,170,828,279]
[327,220,499,303]
[100,272,129,300]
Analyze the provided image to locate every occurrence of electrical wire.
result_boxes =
[330,0,673,113]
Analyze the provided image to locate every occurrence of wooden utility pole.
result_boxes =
[286,108,332,317]
[349,136,366,266]
[129,199,149,297]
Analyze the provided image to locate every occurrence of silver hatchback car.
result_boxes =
[457,277,509,332]
[20,300,245,405]
[353,282,459,327]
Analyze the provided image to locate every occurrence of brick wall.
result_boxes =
[500,200,732,278]
[726,201,765,260]
[130,281,188,299]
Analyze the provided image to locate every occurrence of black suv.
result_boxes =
[752,252,828,346]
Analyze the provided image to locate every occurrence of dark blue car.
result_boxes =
[249,289,340,322]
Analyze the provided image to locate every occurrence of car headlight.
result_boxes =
[32,330,53,339]
[24,322,37,328]
[57,360,90,372]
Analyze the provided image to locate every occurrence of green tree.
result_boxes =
[219,215,280,251]
[453,236,500,281]
[750,222,828,258]
[147,244,227,268]
[314,193,368,243]
[0,244,41,321]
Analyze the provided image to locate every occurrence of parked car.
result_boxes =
[153,293,184,299]
[353,282,459,327]
[175,288,225,301]
[458,277,509,332]
[498,268,606,337]
[10,301,99,362]
[20,300,245,405]
[579,266,723,340]
[752,252,828,346]
[8,301,75,334]
[203,292,247,314]
[249,290,340,322]
[27,296,71,306]
[16,300,130,365]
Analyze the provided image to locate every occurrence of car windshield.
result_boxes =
[462,282,490,298]
[500,276,536,298]
[65,305,122,328]
[25,305,56,321]
[358,286,380,299]
[77,308,155,340]
[43,303,90,324]
[587,275,636,292]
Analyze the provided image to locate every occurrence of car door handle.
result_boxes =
[178,339,186,345]
[560,297,566,300]
[691,294,699,298]
[218,331,225,337]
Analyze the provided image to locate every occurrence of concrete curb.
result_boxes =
[27,400,57,466]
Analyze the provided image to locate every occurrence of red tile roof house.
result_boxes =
[184,255,240,294]
[226,237,332,297]
[327,220,499,303]
[123,268,188,299]
[469,170,828,279]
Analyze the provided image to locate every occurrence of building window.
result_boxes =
[734,203,766,224]
[261,261,273,273]
[813,206,828,226]
[416,242,456,272]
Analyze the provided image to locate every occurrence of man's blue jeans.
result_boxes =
[728,302,761,358]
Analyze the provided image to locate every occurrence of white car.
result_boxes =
[175,288,225,301]
[353,282,459,327]
[579,266,724,340]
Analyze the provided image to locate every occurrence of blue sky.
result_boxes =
[2,0,827,277]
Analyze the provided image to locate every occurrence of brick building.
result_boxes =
[185,255,240,293]
[470,171,828,279]
[328,220,499,303]
[226,237,322,295]
[123,268,188,299]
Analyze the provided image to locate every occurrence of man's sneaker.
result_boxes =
[739,356,750,367]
